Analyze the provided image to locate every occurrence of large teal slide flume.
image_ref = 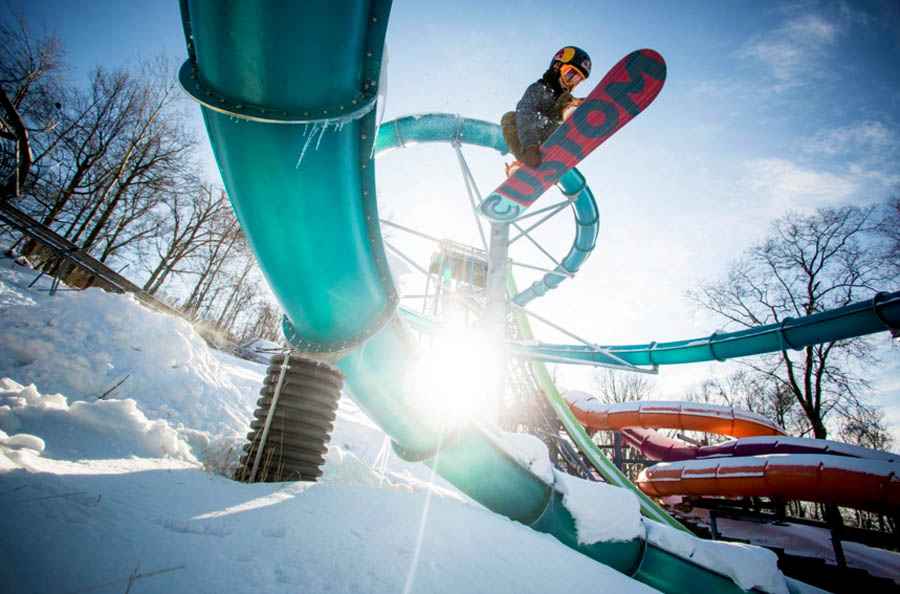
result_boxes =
[178,2,899,592]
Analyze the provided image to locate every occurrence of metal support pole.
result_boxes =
[825,504,848,568]
[484,222,510,421]
[709,511,720,541]
[50,257,71,297]
[250,352,291,482]
[613,431,623,470]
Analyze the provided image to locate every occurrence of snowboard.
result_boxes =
[478,49,667,222]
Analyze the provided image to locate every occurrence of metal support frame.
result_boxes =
[508,258,575,279]
[483,221,510,421]
[0,201,182,316]
[508,301,655,373]
[28,252,71,296]
[613,431,623,470]
[452,141,489,252]
[692,497,899,562]
[511,219,568,276]
[509,200,571,245]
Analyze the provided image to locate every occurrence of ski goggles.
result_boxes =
[560,64,586,88]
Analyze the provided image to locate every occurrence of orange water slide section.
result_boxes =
[636,455,900,513]
[564,392,900,513]
[562,393,785,438]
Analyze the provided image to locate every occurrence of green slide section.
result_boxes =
[179,1,876,591]
[507,271,690,533]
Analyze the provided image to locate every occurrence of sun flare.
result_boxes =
[404,321,504,431]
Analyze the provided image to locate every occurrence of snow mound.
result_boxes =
[0,270,257,437]
[497,430,555,484]
[553,469,642,543]
[644,519,789,594]
[0,378,195,463]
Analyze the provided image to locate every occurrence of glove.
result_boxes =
[522,145,542,169]
[561,97,582,121]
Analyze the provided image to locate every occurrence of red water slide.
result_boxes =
[564,393,900,513]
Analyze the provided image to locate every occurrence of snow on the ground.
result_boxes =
[0,267,257,441]
[0,262,665,593]
[0,377,195,463]
[685,508,900,586]
[1,255,883,594]
[1,448,662,594]
[644,519,790,594]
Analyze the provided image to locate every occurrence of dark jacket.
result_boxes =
[501,68,573,160]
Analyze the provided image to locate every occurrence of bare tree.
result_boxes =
[837,402,893,451]
[591,368,655,404]
[26,67,137,231]
[877,190,900,278]
[181,214,243,317]
[69,58,194,258]
[0,9,65,199]
[686,370,803,435]
[141,182,232,296]
[687,205,892,439]
[0,8,65,120]
[239,301,284,344]
[214,254,256,332]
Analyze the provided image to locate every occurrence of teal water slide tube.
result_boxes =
[513,291,900,368]
[178,1,890,591]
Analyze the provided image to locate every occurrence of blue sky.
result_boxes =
[8,1,900,435]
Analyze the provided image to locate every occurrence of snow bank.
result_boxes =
[0,378,195,463]
[554,468,642,543]
[644,519,789,594]
[0,267,256,438]
[495,430,555,484]
[0,453,662,594]
[0,257,659,593]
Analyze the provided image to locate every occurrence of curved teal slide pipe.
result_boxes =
[179,1,878,591]
[373,113,600,307]
[513,291,899,368]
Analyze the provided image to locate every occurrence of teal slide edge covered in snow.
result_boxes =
[178,1,879,591]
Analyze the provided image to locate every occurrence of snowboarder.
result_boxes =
[501,46,591,176]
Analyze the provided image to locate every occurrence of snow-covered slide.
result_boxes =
[639,454,900,513]
[565,394,900,513]
[177,1,825,592]
[564,396,786,438]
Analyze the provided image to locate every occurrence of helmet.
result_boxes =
[550,46,591,80]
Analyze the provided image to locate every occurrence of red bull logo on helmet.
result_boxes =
[556,47,576,63]
[580,57,591,74]
[554,47,591,78]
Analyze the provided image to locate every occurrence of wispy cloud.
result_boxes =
[742,158,858,213]
[738,8,843,90]
[802,121,899,156]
